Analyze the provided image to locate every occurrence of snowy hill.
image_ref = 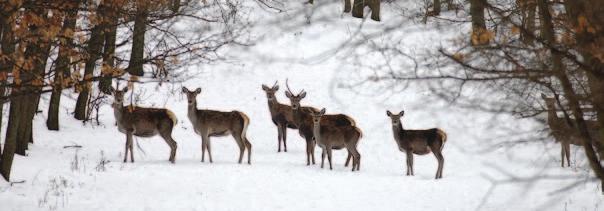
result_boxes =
[1,1,602,210]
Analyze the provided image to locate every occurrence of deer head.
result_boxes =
[284,79,306,110]
[311,108,327,125]
[182,87,202,105]
[261,81,279,101]
[386,110,405,126]
[112,87,129,105]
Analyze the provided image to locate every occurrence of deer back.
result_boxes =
[190,109,245,136]
[117,106,177,137]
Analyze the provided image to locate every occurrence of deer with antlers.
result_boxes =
[387,110,447,179]
[284,80,356,165]
[262,81,318,152]
[311,108,362,171]
[182,87,252,164]
[111,87,178,163]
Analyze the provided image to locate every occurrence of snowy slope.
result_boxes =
[1,2,603,211]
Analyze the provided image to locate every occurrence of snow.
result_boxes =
[1,1,603,211]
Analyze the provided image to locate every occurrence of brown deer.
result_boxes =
[311,108,362,171]
[284,81,356,165]
[262,81,318,152]
[541,93,602,167]
[182,87,252,164]
[387,110,447,179]
[111,87,178,163]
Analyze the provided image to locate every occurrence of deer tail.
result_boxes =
[354,126,363,139]
[166,110,178,126]
[237,111,250,142]
[436,128,447,151]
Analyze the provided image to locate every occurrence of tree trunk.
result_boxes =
[563,0,604,161]
[352,0,380,21]
[470,0,488,45]
[48,0,79,130]
[127,2,148,76]
[74,23,104,120]
[99,1,118,94]
[539,0,604,193]
[434,0,441,16]
[1,94,23,181]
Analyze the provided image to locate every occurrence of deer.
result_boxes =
[386,110,447,179]
[311,108,362,171]
[284,80,356,166]
[182,87,252,164]
[262,81,319,152]
[541,93,602,167]
[111,87,178,163]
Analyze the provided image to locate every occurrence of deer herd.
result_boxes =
[108,81,601,179]
[109,80,449,179]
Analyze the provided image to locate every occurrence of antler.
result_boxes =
[286,78,293,94]
[273,80,278,88]
[285,78,305,95]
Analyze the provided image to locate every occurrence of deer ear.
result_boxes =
[122,87,128,93]
[399,111,405,116]
[262,85,269,91]
[182,87,189,93]
[285,91,292,98]
[320,108,326,115]
[540,93,547,99]
[195,88,201,94]
[273,85,279,90]
[386,110,392,116]
[300,91,306,98]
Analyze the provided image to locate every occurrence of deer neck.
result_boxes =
[313,121,321,143]
[113,102,124,121]
[545,103,562,129]
[392,122,406,147]
[187,100,198,120]
[267,98,278,113]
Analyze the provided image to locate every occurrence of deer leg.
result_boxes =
[281,124,288,152]
[277,124,283,152]
[160,132,177,163]
[345,152,352,167]
[321,147,326,168]
[207,138,214,163]
[327,145,333,170]
[201,135,208,162]
[409,153,414,176]
[127,131,134,163]
[311,139,316,165]
[565,142,571,167]
[406,152,413,176]
[244,137,252,165]
[560,143,565,167]
[123,134,129,163]
[233,134,245,164]
[434,151,444,179]
[305,139,312,165]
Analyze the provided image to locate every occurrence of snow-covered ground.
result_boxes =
[1,1,603,210]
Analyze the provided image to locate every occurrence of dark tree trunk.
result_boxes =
[127,2,148,76]
[434,0,441,16]
[470,0,487,45]
[74,23,104,120]
[15,3,50,155]
[1,94,23,181]
[344,0,351,13]
[563,0,604,161]
[99,1,118,94]
[352,0,380,21]
[539,0,604,193]
[47,2,79,130]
